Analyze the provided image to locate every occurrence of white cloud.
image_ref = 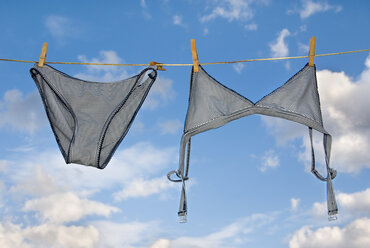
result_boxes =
[313,62,370,173]
[143,76,176,110]
[75,50,129,82]
[312,188,370,219]
[140,0,152,19]
[140,0,147,8]
[114,176,175,201]
[173,15,183,25]
[244,23,258,31]
[291,198,300,211]
[0,160,9,173]
[94,220,159,248]
[262,116,306,146]
[260,149,280,172]
[158,119,182,135]
[201,0,268,23]
[150,239,170,248]
[294,0,343,19]
[338,188,370,215]
[204,27,209,35]
[0,89,46,134]
[0,181,5,208]
[0,222,99,248]
[269,28,291,57]
[262,53,370,173]
[0,222,28,248]
[285,61,291,70]
[7,142,177,195]
[151,214,275,248]
[0,218,160,248]
[44,15,79,40]
[300,25,307,32]
[8,145,35,153]
[233,63,245,74]
[10,166,60,198]
[173,15,188,28]
[298,42,309,54]
[289,218,370,248]
[0,141,176,247]
[24,192,120,223]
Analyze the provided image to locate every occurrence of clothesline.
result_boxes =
[0,48,369,67]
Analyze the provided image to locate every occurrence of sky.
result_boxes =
[0,0,370,247]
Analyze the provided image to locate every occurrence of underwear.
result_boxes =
[30,64,157,169]
[168,64,338,222]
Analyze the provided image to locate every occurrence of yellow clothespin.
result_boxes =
[38,42,48,67]
[308,37,315,66]
[191,39,199,72]
[149,61,166,71]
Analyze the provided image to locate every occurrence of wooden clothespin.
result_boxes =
[38,42,48,67]
[191,39,199,72]
[308,37,316,66]
[149,61,166,71]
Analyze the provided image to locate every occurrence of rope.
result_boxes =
[0,48,369,67]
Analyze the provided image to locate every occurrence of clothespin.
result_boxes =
[149,61,166,71]
[191,39,199,72]
[308,37,316,66]
[38,42,48,67]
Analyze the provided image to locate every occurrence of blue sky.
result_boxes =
[0,0,370,247]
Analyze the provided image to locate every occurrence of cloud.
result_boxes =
[244,23,258,31]
[291,198,300,211]
[260,149,280,172]
[298,42,309,54]
[94,220,160,248]
[143,76,176,110]
[75,50,129,82]
[114,176,176,201]
[289,217,370,248]
[203,27,209,35]
[0,141,176,247]
[158,119,182,135]
[262,116,306,146]
[140,0,152,19]
[150,239,170,248]
[10,166,60,198]
[173,15,188,28]
[0,218,159,248]
[7,142,177,195]
[292,0,343,19]
[24,192,120,223]
[233,63,245,74]
[0,89,46,134]
[0,160,9,173]
[140,0,147,8]
[44,15,79,40]
[300,25,307,32]
[0,222,99,248]
[150,213,276,248]
[312,188,370,219]
[262,53,370,173]
[173,15,182,25]
[0,181,5,208]
[269,28,291,57]
[201,0,268,23]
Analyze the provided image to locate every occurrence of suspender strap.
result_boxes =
[178,173,188,223]
[167,138,191,222]
[309,127,338,219]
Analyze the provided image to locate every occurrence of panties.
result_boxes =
[30,64,157,169]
